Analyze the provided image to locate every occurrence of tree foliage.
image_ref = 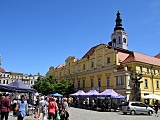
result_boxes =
[33,75,75,96]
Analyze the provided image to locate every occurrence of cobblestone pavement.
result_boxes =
[8,107,160,120]
[69,107,160,120]
[8,114,36,120]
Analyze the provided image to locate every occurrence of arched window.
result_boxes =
[123,38,126,43]
[113,38,116,43]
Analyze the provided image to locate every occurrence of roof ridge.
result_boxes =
[122,51,160,66]
[81,43,106,59]
[133,51,160,60]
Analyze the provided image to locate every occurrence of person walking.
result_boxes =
[0,93,3,116]
[67,97,72,108]
[16,95,28,120]
[35,95,40,114]
[1,92,11,120]
[38,96,45,115]
[154,100,159,117]
[61,98,69,120]
[48,97,58,120]
[42,97,48,120]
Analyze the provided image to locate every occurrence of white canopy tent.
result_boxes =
[142,94,160,100]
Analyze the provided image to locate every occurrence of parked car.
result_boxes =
[121,101,154,115]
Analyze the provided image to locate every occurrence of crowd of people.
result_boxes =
[0,92,28,120]
[35,95,70,120]
[72,97,112,111]
[0,92,70,120]
[1,92,160,119]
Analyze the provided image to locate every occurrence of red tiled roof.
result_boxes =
[56,64,64,69]
[155,53,160,59]
[118,52,130,62]
[0,68,5,73]
[122,52,160,66]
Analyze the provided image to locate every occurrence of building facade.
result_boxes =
[46,11,160,103]
[22,73,42,88]
[0,68,42,88]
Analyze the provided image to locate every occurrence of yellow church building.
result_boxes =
[46,11,160,103]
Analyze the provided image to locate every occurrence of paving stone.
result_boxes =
[7,107,160,120]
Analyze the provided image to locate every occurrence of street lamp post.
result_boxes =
[130,71,143,101]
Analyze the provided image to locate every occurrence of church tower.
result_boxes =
[109,11,128,49]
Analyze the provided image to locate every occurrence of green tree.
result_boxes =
[33,75,75,95]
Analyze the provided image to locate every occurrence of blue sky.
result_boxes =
[0,0,160,76]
